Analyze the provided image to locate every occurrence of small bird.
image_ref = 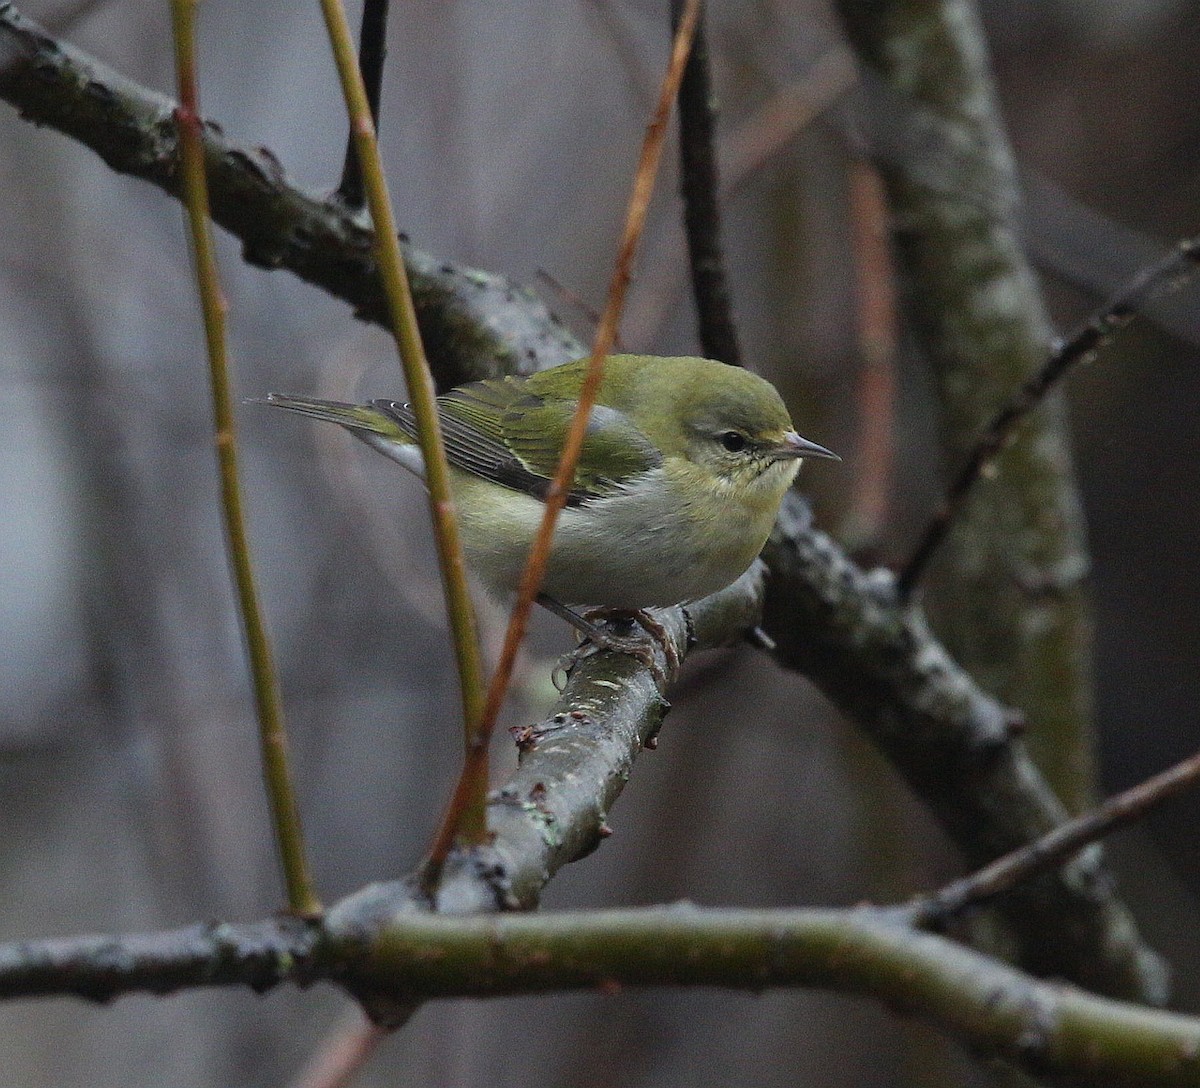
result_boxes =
[264,354,836,617]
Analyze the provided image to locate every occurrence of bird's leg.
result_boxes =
[537,594,679,684]
[536,593,608,641]
[584,606,682,676]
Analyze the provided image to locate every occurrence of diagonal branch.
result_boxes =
[424,0,704,876]
[0,2,580,390]
[0,0,1163,1003]
[899,234,1200,597]
[918,743,1200,923]
[762,495,1165,1002]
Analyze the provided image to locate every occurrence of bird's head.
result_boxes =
[611,357,838,501]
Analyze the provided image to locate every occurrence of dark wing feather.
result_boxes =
[373,376,661,505]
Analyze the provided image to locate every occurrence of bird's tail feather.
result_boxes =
[256,393,425,476]
[257,394,407,439]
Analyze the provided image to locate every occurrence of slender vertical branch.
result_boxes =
[842,156,897,552]
[169,0,320,917]
[835,0,1096,815]
[335,0,389,209]
[670,0,740,365]
[424,0,705,881]
[318,0,487,816]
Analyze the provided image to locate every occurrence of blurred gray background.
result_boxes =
[2,0,1199,1084]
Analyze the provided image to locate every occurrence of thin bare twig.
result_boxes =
[898,234,1200,599]
[286,1011,388,1088]
[623,46,857,347]
[916,744,1200,925]
[423,0,705,882]
[169,0,320,918]
[671,0,739,365]
[319,0,487,824]
[534,267,607,338]
[335,0,389,209]
[841,156,897,552]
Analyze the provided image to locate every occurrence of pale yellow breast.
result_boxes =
[448,458,797,609]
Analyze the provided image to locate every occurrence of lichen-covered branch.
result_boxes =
[0,0,1162,1003]
[0,1,578,390]
[0,918,319,1002]
[762,495,1165,1003]
[3,903,1199,1086]
[347,564,767,925]
[833,0,1097,814]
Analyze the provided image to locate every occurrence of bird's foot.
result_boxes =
[585,607,681,676]
[544,601,679,689]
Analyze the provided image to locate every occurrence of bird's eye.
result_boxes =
[719,431,747,453]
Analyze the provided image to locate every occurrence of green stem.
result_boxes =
[423,0,704,880]
[168,0,320,917]
[317,0,487,825]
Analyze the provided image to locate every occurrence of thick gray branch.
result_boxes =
[834,0,1097,813]
[0,0,578,390]
[2,903,1199,1086]
[333,566,765,920]
[763,495,1165,1002]
[0,919,320,1002]
[0,0,1161,1003]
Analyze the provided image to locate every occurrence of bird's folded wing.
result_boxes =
[374,376,661,506]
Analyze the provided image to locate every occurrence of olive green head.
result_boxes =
[584,355,837,488]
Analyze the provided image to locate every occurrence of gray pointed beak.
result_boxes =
[779,431,840,461]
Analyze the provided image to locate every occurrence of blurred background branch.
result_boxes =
[1,0,1199,1084]
[834,0,1097,819]
[0,0,1167,997]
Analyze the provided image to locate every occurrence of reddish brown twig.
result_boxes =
[898,234,1200,599]
[423,0,704,885]
[915,744,1200,924]
[286,1012,389,1088]
[842,156,897,551]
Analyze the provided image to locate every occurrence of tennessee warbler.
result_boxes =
[264,354,836,612]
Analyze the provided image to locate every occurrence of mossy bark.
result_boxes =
[835,0,1096,813]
